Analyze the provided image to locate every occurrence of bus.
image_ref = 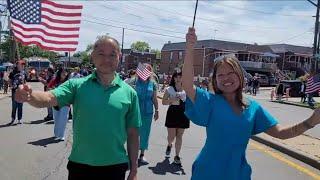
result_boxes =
[25,58,52,81]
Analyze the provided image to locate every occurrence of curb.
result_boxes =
[157,94,320,169]
[252,136,320,170]
[270,100,315,109]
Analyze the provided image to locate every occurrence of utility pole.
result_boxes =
[213,29,218,40]
[121,28,124,71]
[202,46,205,77]
[308,0,320,72]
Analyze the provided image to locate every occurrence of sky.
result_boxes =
[2,0,316,53]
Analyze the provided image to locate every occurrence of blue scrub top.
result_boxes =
[135,79,157,117]
[185,88,278,180]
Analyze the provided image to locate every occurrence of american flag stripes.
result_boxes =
[8,0,83,52]
[306,74,320,94]
[136,63,152,81]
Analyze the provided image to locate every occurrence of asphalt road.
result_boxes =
[0,82,319,180]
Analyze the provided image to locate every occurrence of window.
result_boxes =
[178,51,183,59]
[147,57,152,63]
[170,52,173,61]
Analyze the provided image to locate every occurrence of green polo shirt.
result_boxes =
[51,72,141,166]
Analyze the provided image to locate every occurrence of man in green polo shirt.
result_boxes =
[15,36,141,180]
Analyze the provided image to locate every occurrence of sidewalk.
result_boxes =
[271,97,320,109]
[157,91,320,170]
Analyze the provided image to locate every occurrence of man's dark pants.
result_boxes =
[67,161,128,180]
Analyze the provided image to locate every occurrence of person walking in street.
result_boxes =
[162,70,190,166]
[252,76,259,96]
[124,69,137,88]
[276,83,284,101]
[135,63,159,164]
[3,69,9,94]
[39,67,55,121]
[47,67,70,141]
[0,71,3,91]
[9,61,26,125]
[14,35,141,180]
[182,27,320,180]
[300,81,307,103]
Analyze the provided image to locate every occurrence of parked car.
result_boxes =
[268,75,277,86]
[278,80,302,97]
[257,74,269,86]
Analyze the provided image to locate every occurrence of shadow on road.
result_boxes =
[148,157,186,176]
[28,137,63,147]
[0,123,17,128]
[27,119,52,124]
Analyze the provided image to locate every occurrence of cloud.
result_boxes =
[68,1,314,52]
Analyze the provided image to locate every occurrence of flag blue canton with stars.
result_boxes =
[8,0,41,24]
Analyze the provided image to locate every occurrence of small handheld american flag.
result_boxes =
[306,73,320,94]
[136,63,152,81]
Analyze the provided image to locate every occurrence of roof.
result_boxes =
[162,40,312,55]
[58,57,82,63]
[122,49,156,56]
[162,40,275,53]
[267,44,312,55]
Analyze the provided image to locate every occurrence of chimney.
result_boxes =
[168,41,171,44]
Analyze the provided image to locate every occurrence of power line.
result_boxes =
[82,19,185,40]
[202,1,312,18]
[270,29,313,44]
[93,2,144,19]
[84,14,186,35]
[83,17,313,46]
[131,1,292,30]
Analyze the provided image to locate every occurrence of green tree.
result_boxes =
[73,44,93,66]
[0,35,11,62]
[131,41,150,52]
[0,37,57,62]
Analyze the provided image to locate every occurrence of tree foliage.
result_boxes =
[0,36,58,62]
[131,41,150,52]
[73,44,92,66]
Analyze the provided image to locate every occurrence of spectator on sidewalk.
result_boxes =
[182,27,320,180]
[9,61,26,125]
[14,35,141,180]
[3,69,9,94]
[162,70,190,166]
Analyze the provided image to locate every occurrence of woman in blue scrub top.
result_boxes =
[135,63,159,164]
[182,27,320,180]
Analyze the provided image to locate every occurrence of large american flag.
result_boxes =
[7,0,83,52]
[136,63,152,81]
[306,73,320,94]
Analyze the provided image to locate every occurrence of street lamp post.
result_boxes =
[202,46,205,77]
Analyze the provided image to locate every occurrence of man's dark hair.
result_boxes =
[93,35,120,53]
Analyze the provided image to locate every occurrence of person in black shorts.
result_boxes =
[162,70,190,166]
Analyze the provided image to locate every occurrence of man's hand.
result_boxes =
[127,169,137,180]
[15,84,32,103]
